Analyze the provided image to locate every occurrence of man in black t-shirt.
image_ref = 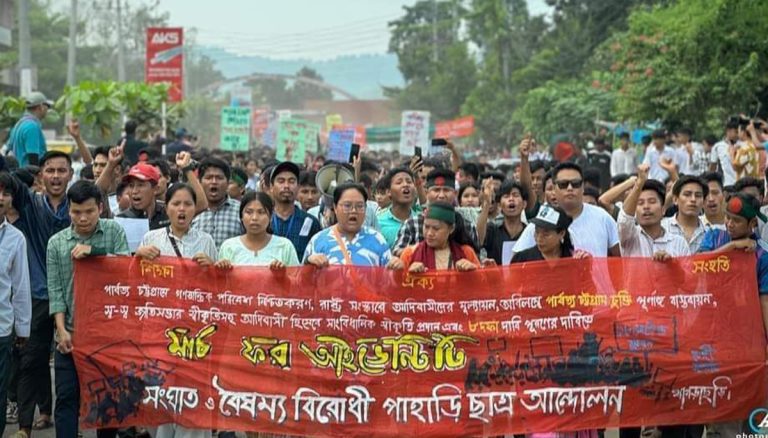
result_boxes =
[587,137,612,191]
[479,180,529,265]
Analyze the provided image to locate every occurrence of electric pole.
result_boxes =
[66,0,78,87]
[116,0,126,82]
[432,0,438,63]
[18,0,31,95]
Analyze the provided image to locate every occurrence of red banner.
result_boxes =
[73,253,766,436]
[435,115,475,139]
[145,27,184,103]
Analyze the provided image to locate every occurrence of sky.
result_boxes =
[157,0,552,60]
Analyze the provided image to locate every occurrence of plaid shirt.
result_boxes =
[393,208,479,256]
[47,219,130,332]
[192,197,243,250]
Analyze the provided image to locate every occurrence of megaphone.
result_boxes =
[315,164,355,205]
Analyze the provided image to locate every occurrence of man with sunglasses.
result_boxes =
[514,162,620,257]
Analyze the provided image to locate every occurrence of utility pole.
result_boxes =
[18,0,31,95]
[432,0,438,63]
[66,0,77,87]
[116,0,125,82]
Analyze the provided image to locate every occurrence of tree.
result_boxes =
[602,0,768,132]
[386,0,477,120]
[293,67,333,102]
[512,78,615,143]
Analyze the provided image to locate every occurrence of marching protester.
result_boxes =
[216,191,299,269]
[135,182,216,438]
[393,167,479,256]
[47,180,129,438]
[377,166,421,247]
[480,179,528,265]
[660,175,708,253]
[190,157,242,249]
[398,202,480,272]
[511,205,590,263]
[304,182,396,268]
[8,93,53,167]
[0,172,31,437]
[267,161,322,260]
[514,162,620,257]
[1,151,74,438]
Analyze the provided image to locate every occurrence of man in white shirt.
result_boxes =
[514,162,620,257]
[709,119,739,185]
[661,175,708,253]
[642,130,678,182]
[610,132,636,177]
[675,127,707,176]
[618,164,690,257]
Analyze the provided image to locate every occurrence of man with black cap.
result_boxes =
[697,192,768,437]
[393,167,478,256]
[8,92,53,167]
[270,161,322,259]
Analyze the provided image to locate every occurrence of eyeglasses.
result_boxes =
[339,202,366,213]
[555,179,583,189]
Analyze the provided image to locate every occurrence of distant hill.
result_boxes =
[196,47,404,100]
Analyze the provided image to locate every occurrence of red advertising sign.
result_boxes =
[73,253,765,436]
[145,27,184,103]
[435,115,475,139]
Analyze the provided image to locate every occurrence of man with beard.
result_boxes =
[1,151,72,438]
[377,167,421,248]
[270,161,322,259]
[661,175,708,253]
[191,157,243,249]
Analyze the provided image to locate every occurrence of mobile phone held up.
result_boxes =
[348,143,361,163]
[414,146,423,160]
[431,138,447,147]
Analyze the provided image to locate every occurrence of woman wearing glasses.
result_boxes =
[304,182,401,268]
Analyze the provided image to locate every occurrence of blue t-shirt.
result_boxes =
[699,229,768,294]
[9,113,46,167]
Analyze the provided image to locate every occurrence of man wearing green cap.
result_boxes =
[698,192,768,438]
[8,92,53,167]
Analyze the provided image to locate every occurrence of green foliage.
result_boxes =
[513,78,616,143]
[386,0,476,120]
[60,81,177,139]
[602,0,768,133]
[247,67,336,108]
[0,97,29,130]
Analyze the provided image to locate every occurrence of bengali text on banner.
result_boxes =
[73,252,766,436]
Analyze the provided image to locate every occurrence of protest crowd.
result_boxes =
[1,91,768,438]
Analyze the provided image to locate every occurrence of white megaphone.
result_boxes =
[315,163,355,205]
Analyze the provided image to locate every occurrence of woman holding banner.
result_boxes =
[215,191,300,269]
[398,202,481,272]
[135,182,216,438]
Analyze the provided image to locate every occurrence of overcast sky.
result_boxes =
[156,0,551,59]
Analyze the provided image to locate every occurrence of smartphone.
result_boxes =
[349,143,361,163]
[431,138,447,147]
[414,146,422,160]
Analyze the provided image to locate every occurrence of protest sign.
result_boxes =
[326,114,343,132]
[220,107,251,151]
[327,128,356,162]
[252,107,270,140]
[434,116,475,139]
[305,122,321,154]
[74,253,766,436]
[145,28,183,102]
[276,119,307,163]
[399,111,430,156]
